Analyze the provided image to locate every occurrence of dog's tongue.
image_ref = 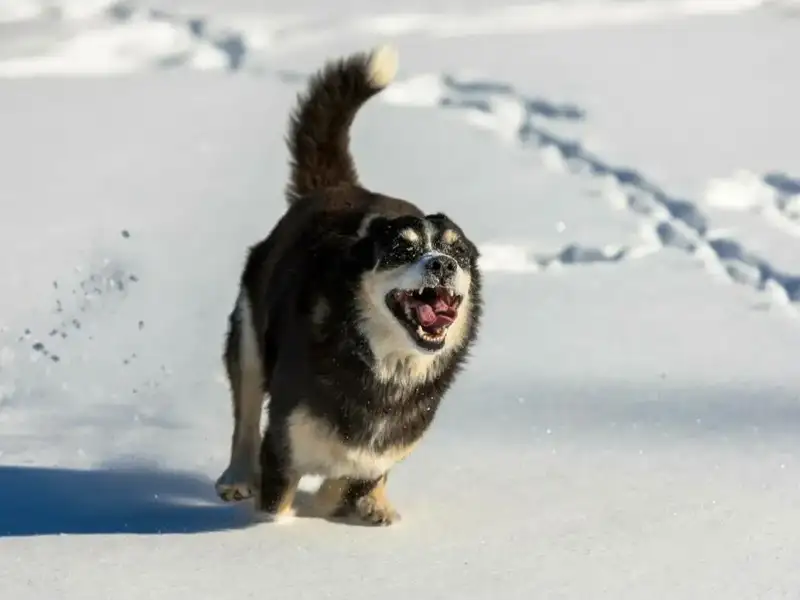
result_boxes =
[415,300,455,328]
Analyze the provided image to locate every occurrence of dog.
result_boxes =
[214,45,483,526]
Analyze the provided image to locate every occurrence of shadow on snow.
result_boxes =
[0,464,252,538]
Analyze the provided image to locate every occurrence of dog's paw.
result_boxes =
[353,496,401,526]
[215,465,256,502]
[216,481,253,502]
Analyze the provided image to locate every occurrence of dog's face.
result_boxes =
[353,212,479,359]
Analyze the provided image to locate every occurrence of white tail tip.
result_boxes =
[367,44,398,88]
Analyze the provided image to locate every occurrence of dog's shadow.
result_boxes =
[0,464,255,537]
[0,465,382,537]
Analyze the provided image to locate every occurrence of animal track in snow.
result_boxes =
[479,242,631,274]
[705,170,800,237]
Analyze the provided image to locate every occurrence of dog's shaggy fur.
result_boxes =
[214,45,483,526]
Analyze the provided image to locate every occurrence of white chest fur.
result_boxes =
[287,407,414,480]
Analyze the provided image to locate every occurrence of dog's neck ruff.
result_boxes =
[369,348,442,388]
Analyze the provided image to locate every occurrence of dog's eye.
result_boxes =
[388,236,417,259]
[450,241,468,258]
[392,239,413,254]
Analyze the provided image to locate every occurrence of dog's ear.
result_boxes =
[349,215,390,269]
[425,212,450,223]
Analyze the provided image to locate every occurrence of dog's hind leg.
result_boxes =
[215,290,265,502]
[315,473,400,526]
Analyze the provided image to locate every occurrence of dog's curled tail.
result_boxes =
[285,45,398,203]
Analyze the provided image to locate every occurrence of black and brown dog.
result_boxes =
[215,45,483,526]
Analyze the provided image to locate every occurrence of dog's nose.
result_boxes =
[426,255,458,278]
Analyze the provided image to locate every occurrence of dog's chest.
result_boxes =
[287,407,417,479]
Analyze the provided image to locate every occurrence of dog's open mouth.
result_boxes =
[386,286,462,350]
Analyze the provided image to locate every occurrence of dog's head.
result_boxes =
[352,212,480,372]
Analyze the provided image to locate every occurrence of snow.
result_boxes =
[3,0,800,598]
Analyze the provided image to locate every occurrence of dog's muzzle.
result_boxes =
[421,254,458,287]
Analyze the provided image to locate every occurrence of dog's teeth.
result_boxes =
[415,324,447,343]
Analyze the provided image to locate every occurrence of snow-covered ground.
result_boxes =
[3,0,800,598]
